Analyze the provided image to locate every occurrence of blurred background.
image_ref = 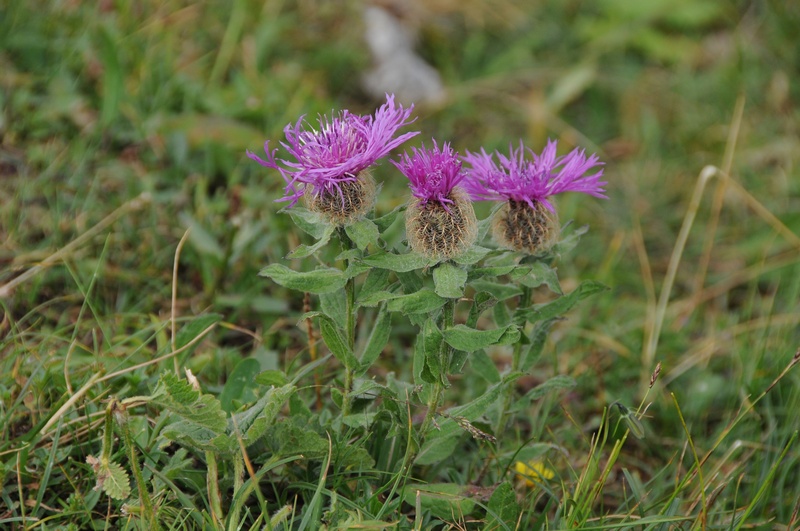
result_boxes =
[2,0,799,523]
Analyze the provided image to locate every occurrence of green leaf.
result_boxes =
[160,421,236,454]
[259,264,347,294]
[358,268,392,302]
[101,461,131,500]
[255,370,289,387]
[317,315,358,369]
[486,482,521,530]
[442,324,520,352]
[266,420,329,459]
[470,349,501,383]
[232,384,296,446]
[470,280,522,301]
[320,290,348,329]
[372,205,404,232]
[218,358,260,413]
[285,224,335,259]
[345,218,380,250]
[420,319,444,385]
[513,262,562,294]
[520,319,557,372]
[357,307,390,375]
[403,483,475,521]
[451,245,491,265]
[466,292,498,328]
[174,313,222,351]
[468,264,517,279]
[96,26,123,127]
[517,280,608,323]
[525,375,576,400]
[361,251,433,272]
[287,207,327,239]
[153,372,227,433]
[387,289,446,315]
[553,224,588,255]
[432,262,468,299]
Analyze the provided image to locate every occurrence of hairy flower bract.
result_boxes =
[247,94,418,207]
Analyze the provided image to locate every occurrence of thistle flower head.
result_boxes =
[247,94,419,208]
[395,141,478,259]
[462,139,606,212]
[392,140,465,210]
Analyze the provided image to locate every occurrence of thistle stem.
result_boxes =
[339,228,357,419]
[420,298,455,442]
[495,284,532,437]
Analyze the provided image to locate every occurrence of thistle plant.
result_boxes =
[251,95,609,526]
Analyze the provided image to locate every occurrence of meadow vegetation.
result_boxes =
[1,1,799,529]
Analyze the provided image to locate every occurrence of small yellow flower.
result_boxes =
[514,459,555,488]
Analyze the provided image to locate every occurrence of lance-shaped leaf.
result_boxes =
[287,207,328,238]
[357,307,391,375]
[442,324,520,352]
[387,289,446,315]
[520,318,558,372]
[516,280,608,324]
[512,261,562,294]
[231,384,296,446]
[315,314,358,369]
[286,224,335,259]
[420,319,445,385]
[361,250,433,272]
[451,245,491,265]
[174,313,222,351]
[470,280,522,301]
[259,264,347,294]
[433,262,468,299]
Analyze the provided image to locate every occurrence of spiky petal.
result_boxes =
[392,140,465,209]
[462,139,606,212]
[247,94,419,207]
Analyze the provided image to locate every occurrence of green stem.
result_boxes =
[420,298,455,444]
[339,228,357,419]
[228,455,245,530]
[206,451,224,528]
[116,401,156,529]
[495,284,532,437]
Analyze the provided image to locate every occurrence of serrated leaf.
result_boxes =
[517,280,608,323]
[285,224,335,259]
[526,375,576,400]
[345,218,380,250]
[317,315,358,369]
[361,251,433,272]
[432,263,468,299]
[219,358,260,413]
[387,289,446,315]
[259,264,346,294]
[153,372,227,433]
[174,313,222,351]
[442,324,520,352]
[102,461,131,500]
[357,307,391,375]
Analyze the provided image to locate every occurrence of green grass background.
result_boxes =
[1,0,799,528]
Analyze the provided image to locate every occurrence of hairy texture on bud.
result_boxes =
[493,199,559,254]
[406,187,477,259]
[306,170,377,225]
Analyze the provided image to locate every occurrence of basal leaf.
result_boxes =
[259,264,347,294]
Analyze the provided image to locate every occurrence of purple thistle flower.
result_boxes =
[462,140,606,212]
[392,140,466,210]
[246,94,419,207]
